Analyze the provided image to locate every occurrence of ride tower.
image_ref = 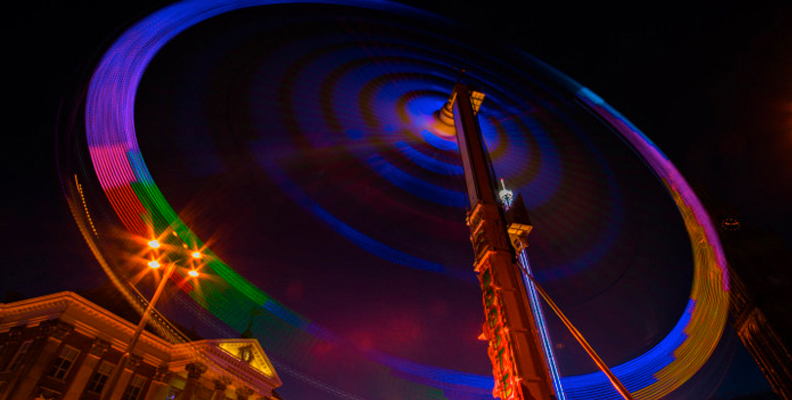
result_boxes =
[444,83,556,400]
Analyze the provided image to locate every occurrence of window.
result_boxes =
[48,345,80,380]
[6,340,32,371]
[86,361,114,394]
[121,374,147,400]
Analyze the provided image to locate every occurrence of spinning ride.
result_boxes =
[59,1,730,399]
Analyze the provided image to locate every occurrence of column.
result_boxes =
[179,362,207,400]
[0,326,25,368]
[235,386,254,400]
[62,339,110,400]
[210,377,231,400]
[0,326,26,400]
[143,365,172,400]
[109,355,141,400]
[8,320,74,400]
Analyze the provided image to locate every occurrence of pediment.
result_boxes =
[172,338,281,388]
[216,340,276,377]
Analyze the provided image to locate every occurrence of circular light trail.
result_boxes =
[70,0,730,398]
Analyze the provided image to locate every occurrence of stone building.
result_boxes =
[0,291,282,400]
[702,192,792,399]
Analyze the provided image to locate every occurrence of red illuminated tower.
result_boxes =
[446,83,556,400]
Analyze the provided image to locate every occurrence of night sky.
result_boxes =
[5,1,792,399]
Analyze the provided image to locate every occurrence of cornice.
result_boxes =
[0,292,172,358]
[0,293,73,328]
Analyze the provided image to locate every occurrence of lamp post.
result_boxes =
[101,241,202,400]
[101,261,175,400]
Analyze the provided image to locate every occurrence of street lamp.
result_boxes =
[100,255,200,400]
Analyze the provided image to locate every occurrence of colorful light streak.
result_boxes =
[499,184,565,398]
[518,252,566,399]
[73,0,730,398]
[243,28,613,282]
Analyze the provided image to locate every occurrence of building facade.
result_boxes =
[722,228,792,399]
[703,192,792,399]
[0,292,282,400]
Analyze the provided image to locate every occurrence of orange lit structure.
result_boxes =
[448,83,555,400]
[0,292,282,400]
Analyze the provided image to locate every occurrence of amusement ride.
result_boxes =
[58,1,731,399]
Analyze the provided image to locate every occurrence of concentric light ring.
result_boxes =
[80,1,729,398]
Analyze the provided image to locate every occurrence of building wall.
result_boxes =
[0,292,281,400]
[705,195,792,400]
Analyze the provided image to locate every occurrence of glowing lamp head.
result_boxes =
[148,239,161,249]
[148,260,161,269]
[191,251,202,259]
[188,270,199,278]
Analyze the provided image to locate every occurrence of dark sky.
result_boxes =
[5,1,792,399]
[421,2,792,240]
